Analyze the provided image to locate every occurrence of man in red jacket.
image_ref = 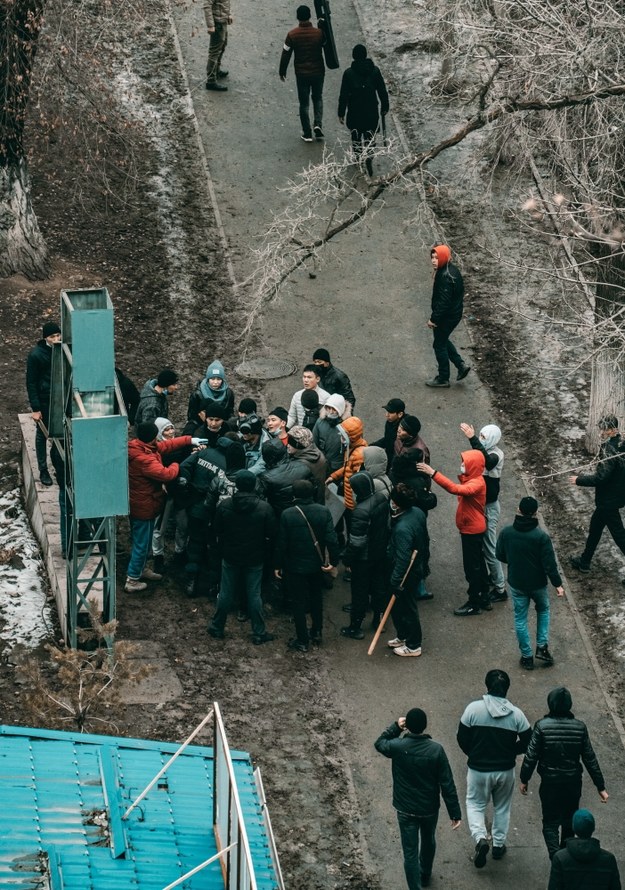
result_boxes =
[126,422,199,592]
[418,450,491,616]
[279,5,325,142]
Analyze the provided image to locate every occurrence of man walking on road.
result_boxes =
[338,44,389,177]
[26,321,62,486]
[279,5,325,142]
[203,0,232,91]
[375,708,462,889]
[548,809,621,890]
[520,687,609,860]
[457,669,531,869]
[569,414,625,580]
[496,496,564,670]
[425,244,470,388]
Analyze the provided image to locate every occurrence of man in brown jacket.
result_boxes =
[204,0,232,91]
[279,5,325,142]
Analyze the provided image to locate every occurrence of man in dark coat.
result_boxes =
[425,243,470,388]
[259,439,316,515]
[520,687,608,859]
[341,471,389,637]
[372,398,405,470]
[569,414,625,579]
[26,321,61,486]
[311,348,356,407]
[208,472,277,645]
[134,369,180,426]
[338,44,389,176]
[279,5,325,142]
[275,479,339,651]
[548,809,621,890]
[375,708,462,890]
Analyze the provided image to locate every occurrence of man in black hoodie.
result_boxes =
[338,44,389,176]
[569,414,625,579]
[520,687,608,860]
[26,321,61,486]
[208,472,276,645]
[375,708,462,890]
[372,398,406,470]
[548,809,620,890]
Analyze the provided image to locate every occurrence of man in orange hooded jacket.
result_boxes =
[327,416,368,512]
[418,450,491,615]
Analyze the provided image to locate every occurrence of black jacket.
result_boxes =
[430,261,464,328]
[135,379,169,427]
[372,418,401,470]
[390,452,438,514]
[374,724,461,819]
[496,515,562,590]
[549,838,621,890]
[576,435,625,509]
[345,472,389,563]
[338,58,389,133]
[520,717,605,789]
[290,445,327,504]
[316,364,356,407]
[276,496,339,574]
[177,447,227,518]
[26,340,53,413]
[214,492,276,566]
[313,415,344,473]
[388,506,429,589]
[115,368,141,424]
[260,446,316,516]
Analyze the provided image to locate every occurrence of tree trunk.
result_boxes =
[0,159,49,279]
[586,251,625,452]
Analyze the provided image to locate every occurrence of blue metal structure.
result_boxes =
[0,720,280,889]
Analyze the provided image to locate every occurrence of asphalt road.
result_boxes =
[171,1,625,886]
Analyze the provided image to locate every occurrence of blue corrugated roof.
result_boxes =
[0,725,278,889]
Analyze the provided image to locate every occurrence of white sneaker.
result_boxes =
[393,645,422,657]
[141,569,162,581]
[125,578,148,593]
[387,637,406,649]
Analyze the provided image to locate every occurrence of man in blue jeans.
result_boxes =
[208,471,276,645]
[375,708,462,889]
[496,496,565,670]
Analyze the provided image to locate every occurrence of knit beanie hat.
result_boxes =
[155,417,174,440]
[235,471,257,493]
[203,402,229,420]
[287,426,313,449]
[217,437,246,471]
[301,389,320,409]
[238,398,257,415]
[268,407,288,423]
[400,415,421,437]
[42,321,61,338]
[157,368,178,388]
[405,708,427,734]
[519,496,538,516]
[572,809,595,839]
[313,348,331,362]
[137,422,159,443]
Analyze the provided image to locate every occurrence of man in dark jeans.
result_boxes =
[425,243,470,388]
[26,321,61,486]
[275,479,339,651]
[375,708,462,889]
[279,5,325,142]
[569,414,625,580]
[208,471,276,645]
[519,687,609,860]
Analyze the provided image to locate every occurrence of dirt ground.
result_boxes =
[1,0,625,887]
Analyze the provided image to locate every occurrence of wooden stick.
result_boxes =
[367,550,418,657]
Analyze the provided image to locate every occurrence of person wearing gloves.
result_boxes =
[187,359,235,423]
[425,243,470,388]
[461,422,506,602]
[418,451,490,616]
[126,422,200,592]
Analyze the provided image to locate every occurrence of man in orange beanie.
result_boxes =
[425,244,471,388]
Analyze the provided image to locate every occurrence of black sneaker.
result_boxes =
[454,602,482,616]
[420,874,431,888]
[206,81,228,91]
[288,638,308,652]
[207,626,225,639]
[457,364,471,381]
[252,632,274,645]
[425,376,450,388]
[314,125,324,139]
[474,838,489,868]
[520,655,534,670]
[479,596,493,612]
[535,645,554,666]
[492,845,507,860]
[40,469,53,486]
[489,588,508,602]
[340,625,365,640]
[569,555,590,573]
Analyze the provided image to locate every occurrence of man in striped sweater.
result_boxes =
[279,5,325,142]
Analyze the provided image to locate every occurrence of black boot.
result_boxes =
[153,554,166,575]
[340,622,364,640]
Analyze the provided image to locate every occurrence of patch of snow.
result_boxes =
[0,490,52,649]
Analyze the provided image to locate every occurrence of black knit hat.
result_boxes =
[268,407,288,422]
[301,389,320,409]
[292,479,314,499]
[405,708,427,734]
[383,398,405,413]
[137,422,159,443]
[203,402,229,420]
[400,415,421,437]
[518,496,538,516]
[157,368,178,388]
[42,321,61,338]
[238,398,257,415]
[313,348,331,362]
[235,471,257,492]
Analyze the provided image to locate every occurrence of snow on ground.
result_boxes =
[0,490,52,649]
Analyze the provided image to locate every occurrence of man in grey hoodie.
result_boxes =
[457,669,531,868]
